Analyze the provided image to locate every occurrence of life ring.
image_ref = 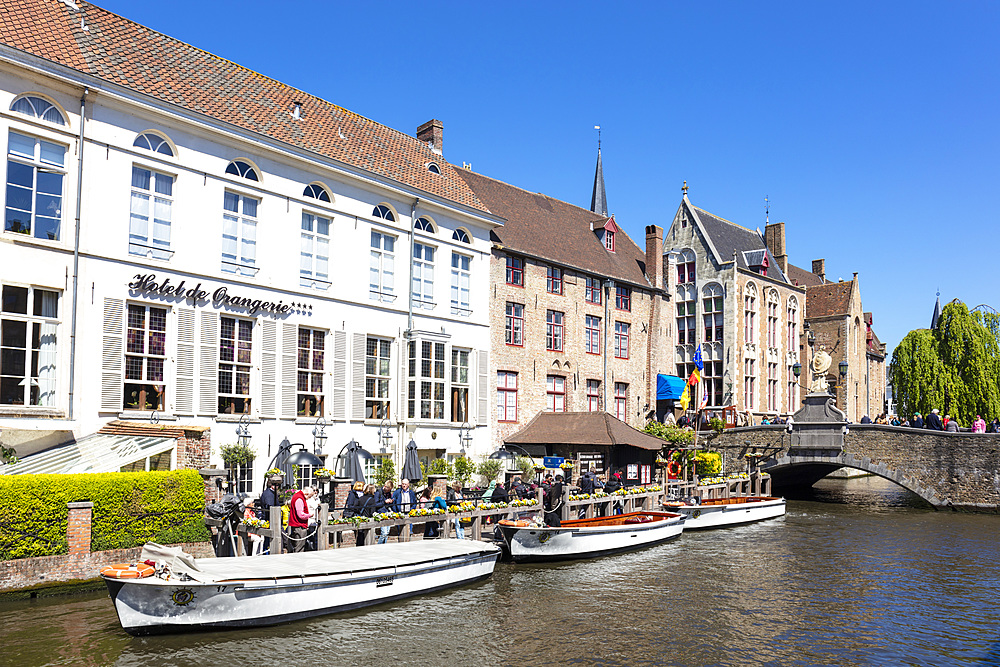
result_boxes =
[667,461,681,478]
[499,519,530,527]
[100,562,155,579]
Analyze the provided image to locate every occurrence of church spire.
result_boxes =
[590,125,608,217]
[931,290,941,329]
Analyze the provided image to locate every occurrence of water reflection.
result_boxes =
[2,477,999,667]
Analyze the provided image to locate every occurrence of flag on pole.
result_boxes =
[694,344,704,372]
[699,387,708,410]
[688,369,701,385]
[679,383,691,411]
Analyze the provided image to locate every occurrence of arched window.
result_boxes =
[677,249,696,284]
[427,162,441,174]
[676,283,697,349]
[452,228,471,243]
[372,204,395,222]
[744,282,758,345]
[414,216,435,232]
[226,159,259,181]
[766,289,780,349]
[702,283,723,343]
[303,183,331,202]
[133,132,174,156]
[703,342,724,407]
[854,317,861,355]
[10,95,66,125]
[786,296,798,355]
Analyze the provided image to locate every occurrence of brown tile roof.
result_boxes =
[457,169,654,289]
[505,412,664,450]
[806,280,854,317]
[0,0,490,213]
[786,263,826,287]
[98,419,209,439]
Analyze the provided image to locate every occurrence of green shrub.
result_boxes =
[452,456,475,486]
[695,451,722,477]
[0,470,209,561]
[374,457,396,487]
[475,458,504,486]
[644,421,696,446]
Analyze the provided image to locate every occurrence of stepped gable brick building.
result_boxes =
[456,166,671,449]
[786,259,887,421]
[0,0,505,484]
[663,192,806,419]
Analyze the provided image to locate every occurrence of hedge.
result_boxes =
[0,470,210,561]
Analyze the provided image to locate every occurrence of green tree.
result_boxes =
[475,458,504,486]
[890,301,1000,424]
[452,456,476,486]
[374,457,396,487]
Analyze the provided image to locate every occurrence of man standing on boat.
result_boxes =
[288,487,315,553]
[543,475,564,527]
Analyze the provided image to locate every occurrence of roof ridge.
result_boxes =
[691,205,757,235]
[459,167,607,221]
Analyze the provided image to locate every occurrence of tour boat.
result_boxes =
[100,540,500,635]
[663,496,786,530]
[498,510,685,563]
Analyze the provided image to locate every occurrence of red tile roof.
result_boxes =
[786,263,826,287]
[457,168,654,289]
[0,0,490,212]
[806,280,854,317]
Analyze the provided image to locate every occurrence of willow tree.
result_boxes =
[890,301,1000,424]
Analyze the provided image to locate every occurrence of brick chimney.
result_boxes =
[645,225,664,288]
[812,258,825,282]
[417,119,443,155]
[764,222,788,275]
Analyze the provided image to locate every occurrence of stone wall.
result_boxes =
[712,424,1000,511]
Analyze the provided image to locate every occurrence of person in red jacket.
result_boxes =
[288,486,315,553]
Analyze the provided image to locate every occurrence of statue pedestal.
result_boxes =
[789,392,847,451]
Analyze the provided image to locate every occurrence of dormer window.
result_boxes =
[226,159,259,181]
[758,254,769,277]
[605,229,615,251]
[599,216,619,252]
[427,162,441,174]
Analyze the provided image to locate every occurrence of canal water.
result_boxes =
[2,476,999,667]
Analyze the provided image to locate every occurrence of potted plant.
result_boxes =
[266,467,284,484]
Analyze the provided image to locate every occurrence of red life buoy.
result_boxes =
[100,562,155,579]
[667,461,681,478]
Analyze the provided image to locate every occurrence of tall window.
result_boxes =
[615,286,631,311]
[546,266,563,294]
[744,283,757,345]
[366,336,391,419]
[297,327,324,417]
[787,364,799,413]
[497,371,518,422]
[300,212,330,286]
[5,131,65,240]
[369,231,396,301]
[451,348,469,422]
[129,166,173,259]
[703,351,724,407]
[546,375,566,412]
[585,315,601,354]
[11,95,66,125]
[767,362,778,412]
[677,285,696,345]
[766,290,779,350]
[743,358,756,410]
[505,256,523,286]
[702,284,724,342]
[614,321,630,359]
[450,253,471,315]
[0,285,58,407]
[585,277,602,304]
[787,297,798,353]
[614,382,627,421]
[412,242,435,309]
[546,310,564,352]
[124,304,166,411]
[408,341,445,419]
[219,317,252,414]
[222,192,257,276]
[677,249,696,284]
[505,302,524,346]
[586,379,601,412]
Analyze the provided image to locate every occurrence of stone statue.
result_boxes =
[809,346,832,393]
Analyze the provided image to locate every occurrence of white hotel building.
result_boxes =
[0,0,502,485]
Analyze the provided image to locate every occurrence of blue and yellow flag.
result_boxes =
[679,383,691,411]
[694,344,704,372]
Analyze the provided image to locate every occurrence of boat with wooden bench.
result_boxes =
[100,540,500,635]
[664,495,786,530]
[498,510,685,563]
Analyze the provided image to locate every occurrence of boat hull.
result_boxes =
[500,511,685,563]
[103,542,499,635]
[670,497,786,530]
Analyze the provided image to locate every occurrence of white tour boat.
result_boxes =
[664,496,786,530]
[101,540,501,635]
[498,510,685,563]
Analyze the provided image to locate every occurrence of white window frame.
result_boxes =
[123,303,168,412]
[300,211,331,288]
[614,382,628,421]
[129,165,174,260]
[450,252,471,316]
[222,192,258,276]
[451,347,470,422]
[0,285,59,408]
[365,336,392,419]
[412,241,435,309]
[546,375,566,412]
[369,231,396,302]
[5,131,66,241]
[297,327,325,417]
[218,316,253,415]
[407,340,445,420]
[497,371,518,422]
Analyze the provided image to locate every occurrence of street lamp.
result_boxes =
[311,418,327,456]
[458,421,473,455]
[839,360,849,377]
[792,362,801,378]
[377,418,394,454]
[236,413,252,450]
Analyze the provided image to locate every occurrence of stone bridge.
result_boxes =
[711,424,1000,513]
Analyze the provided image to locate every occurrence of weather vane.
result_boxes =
[765,195,769,223]
[594,125,601,150]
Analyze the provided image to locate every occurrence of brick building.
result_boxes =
[456,167,671,448]
[663,191,807,420]
[785,261,887,421]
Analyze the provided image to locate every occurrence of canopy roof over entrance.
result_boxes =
[505,412,664,451]
[0,432,175,475]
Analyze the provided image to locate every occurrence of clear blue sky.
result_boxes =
[95,0,1000,358]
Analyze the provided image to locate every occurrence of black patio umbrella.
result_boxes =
[342,439,373,484]
[401,438,422,483]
